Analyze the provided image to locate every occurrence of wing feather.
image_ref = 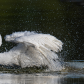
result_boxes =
[5,31,63,52]
[13,34,63,52]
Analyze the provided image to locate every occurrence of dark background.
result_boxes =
[0,0,84,61]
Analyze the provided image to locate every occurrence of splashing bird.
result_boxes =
[0,31,63,71]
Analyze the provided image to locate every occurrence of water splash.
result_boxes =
[0,31,63,71]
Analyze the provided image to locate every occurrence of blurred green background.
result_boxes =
[0,0,84,61]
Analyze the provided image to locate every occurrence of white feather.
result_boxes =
[0,31,63,71]
[0,35,2,46]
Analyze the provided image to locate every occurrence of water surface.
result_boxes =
[0,61,84,84]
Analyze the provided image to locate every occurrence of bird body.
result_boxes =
[0,31,63,71]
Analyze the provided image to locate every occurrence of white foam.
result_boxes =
[0,31,63,71]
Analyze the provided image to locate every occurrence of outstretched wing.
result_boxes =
[5,31,63,52]
[13,33,63,52]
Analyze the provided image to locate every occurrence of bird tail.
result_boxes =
[0,34,2,46]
